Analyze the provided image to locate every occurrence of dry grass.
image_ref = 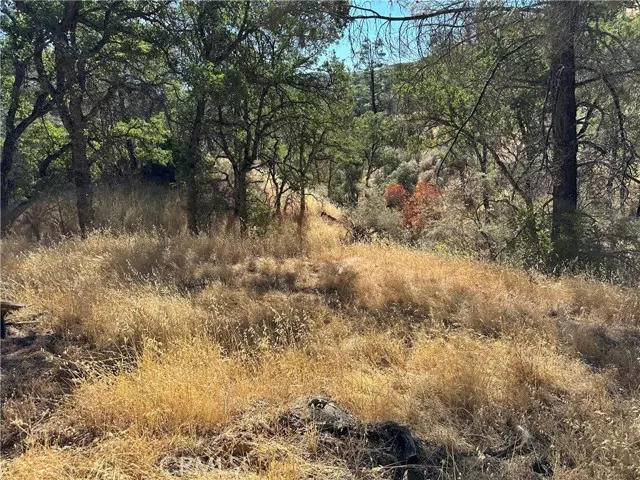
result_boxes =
[2,206,640,479]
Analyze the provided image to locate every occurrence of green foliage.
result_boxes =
[2,0,638,283]
[391,162,419,192]
[13,118,70,198]
[504,210,551,270]
[113,115,171,167]
[354,111,397,182]
[247,189,273,235]
[349,188,408,242]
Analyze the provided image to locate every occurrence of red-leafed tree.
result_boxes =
[383,183,409,209]
[402,181,442,231]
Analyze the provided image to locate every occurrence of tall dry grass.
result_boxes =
[2,202,640,479]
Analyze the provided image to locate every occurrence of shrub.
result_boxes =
[349,190,407,242]
[402,181,443,231]
[383,183,409,209]
[391,161,419,191]
[247,189,273,235]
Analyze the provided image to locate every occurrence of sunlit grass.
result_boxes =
[2,213,639,479]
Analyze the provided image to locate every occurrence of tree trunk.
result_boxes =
[298,183,306,228]
[1,58,49,235]
[369,66,377,114]
[51,3,94,238]
[233,167,248,231]
[549,1,580,264]
[126,140,137,172]
[273,180,287,218]
[0,201,30,236]
[274,195,282,217]
[479,143,490,212]
[69,95,94,238]
[1,60,26,218]
[186,175,199,234]
[364,151,375,188]
[327,160,334,196]
[186,97,206,235]
[524,195,539,250]
[1,134,17,215]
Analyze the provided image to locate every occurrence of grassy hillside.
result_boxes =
[1,212,639,479]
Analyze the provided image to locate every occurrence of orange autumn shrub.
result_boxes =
[402,181,442,231]
[383,183,409,209]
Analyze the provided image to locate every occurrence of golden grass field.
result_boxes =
[1,201,639,479]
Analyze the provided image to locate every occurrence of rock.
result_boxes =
[284,396,425,479]
[305,396,360,434]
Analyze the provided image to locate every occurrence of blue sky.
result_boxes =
[329,1,414,69]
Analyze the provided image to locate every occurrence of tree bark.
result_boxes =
[1,54,30,216]
[274,193,282,217]
[186,174,199,234]
[186,97,206,235]
[69,94,94,237]
[273,180,288,218]
[1,38,30,223]
[479,143,490,212]
[233,167,248,231]
[1,55,51,234]
[45,1,95,238]
[524,195,539,250]
[369,66,377,114]
[549,1,580,264]
[1,134,18,215]
[126,139,138,171]
[298,183,306,228]
[346,165,361,206]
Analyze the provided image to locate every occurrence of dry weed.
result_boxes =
[2,213,639,479]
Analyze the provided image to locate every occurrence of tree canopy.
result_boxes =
[1,0,638,275]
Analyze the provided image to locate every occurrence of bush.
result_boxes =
[349,190,408,242]
[247,188,273,235]
[383,183,409,209]
[391,161,418,191]
[402,181,443,231]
